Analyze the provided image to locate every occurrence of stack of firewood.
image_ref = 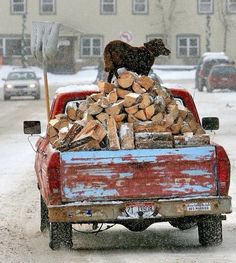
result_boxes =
[48,71,210,151]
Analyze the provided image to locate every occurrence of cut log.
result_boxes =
[167,104,179,121]
[107,90,118,104]
[48,125,58,138]
[113,113,127,123]
[90,93,104,101]
[139,93,153,109]
[123,93,142,108]
[144,104,156,120]
[177,104,189,119]
[107,117,120,150]
[151,112,164,125]
[58,126,70,141]
[117,71,135,88]
[128,114,139,123]
[135,132,173,149]
[61,121,85,146]
[137,75,155,90]
[96,112,109,124]
[133,121,167,133]
[78,101,87,112]
[153,96,166,113]
[87,102,103,115]
[48,118,61,131]
[66,104,78,121]
[170,117,183,135]
[134,109,147,121]
[195,126,206,135]
[181,122,192,133]
[132,82,146,94]
[70,139,101,151]
[74,120,99,141]
[98,97,110,108]
[119,123,135,150]
[116,87,131,99]
[125,104,139,115]
[105,101,123,116]
[98,81,115,93]
[174,134,210,147]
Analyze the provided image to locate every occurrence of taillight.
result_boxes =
[47,152,60,192]
[216,145,230,195]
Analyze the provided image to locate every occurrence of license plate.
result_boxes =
[125,202,155,218]
[186,202,211,212]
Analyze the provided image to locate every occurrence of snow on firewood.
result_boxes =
[48,70,208,151]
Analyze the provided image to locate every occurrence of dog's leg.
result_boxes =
[107,71,114,83]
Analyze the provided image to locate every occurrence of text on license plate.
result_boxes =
[186,202,211,212]
[125,203,155,218]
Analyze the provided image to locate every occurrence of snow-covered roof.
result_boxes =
[55,84,99,94]
[202,52,229,62]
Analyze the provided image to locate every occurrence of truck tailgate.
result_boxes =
[60,146,217,202]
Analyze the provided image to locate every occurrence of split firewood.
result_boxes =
[98,96,110,109]
[74,120,99,141]
[125,104,139,115]
[170,117,183,135]
[117,71,135,88]
[48,118,61,131]
[48,125,58,138]
[177,104,189,119]
[123,93,142,108]
[61,120,85,146]
[96,112,109,125]
[144,104,156,119]
[105,101,123,116]
[90,93,104,102]
[119,123,135,150]
[114,113,127,123]
[151,112,164,125]
[139,93,153,109]
[195,126,206,135]
[134,121,167,133]
[134,109,147,121]
[66,104,78,121]
[116,87,131,99]
[153,96,166,113]
[70,139,101,151]
[107,117,120,150]
[107,90,118,104]
[132,82,146,94]
[128,114,139,123]
[181,122,192,133]
[167,104,179,121]
[98,81,115,93]
[137,75,155,90]
[87,102,103,115]
[174,134,210,147]
[135,132,173,149]
[58,126,70,141]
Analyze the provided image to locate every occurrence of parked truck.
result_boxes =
[24,86,231,250]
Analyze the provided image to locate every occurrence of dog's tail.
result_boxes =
[103,46,114,72]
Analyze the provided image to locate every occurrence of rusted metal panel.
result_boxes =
[60,146,217,202]
[48,196,232,223]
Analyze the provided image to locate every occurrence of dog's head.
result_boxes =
[144,39,171,57]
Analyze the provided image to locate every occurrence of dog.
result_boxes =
[103,39,171,82]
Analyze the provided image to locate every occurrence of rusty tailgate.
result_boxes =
[60,146,217,202]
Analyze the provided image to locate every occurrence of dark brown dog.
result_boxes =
[104,39,171,82]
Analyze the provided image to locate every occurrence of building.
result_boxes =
[0,0,236,72]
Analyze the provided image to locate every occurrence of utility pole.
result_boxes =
[21,13,27,68]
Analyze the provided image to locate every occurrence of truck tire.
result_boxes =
[40,195,49,232]
[4,94,10,100]
[169,217,197,230]
[49,222,73,250]
[198,215,222,246]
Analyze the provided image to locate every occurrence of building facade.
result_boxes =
[0,0,236,72]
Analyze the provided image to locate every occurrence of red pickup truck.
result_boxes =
[24,86,231,250]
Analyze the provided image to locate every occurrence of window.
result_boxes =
[40,0,56,14]
[1,38,31,57]
[81,37,102,57]
[226,0,236,13]
[0,39,3,56]
[177,36,200,57]
[100,0,116,15]
[132,0,148,14]
[11,0,26,14]
[198,0,213,14]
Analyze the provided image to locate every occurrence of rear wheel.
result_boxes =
[197,79,204,91]
[49,222,73,250]
[198,215,222,246]
[4,94,10,100]
[40,195,49,232]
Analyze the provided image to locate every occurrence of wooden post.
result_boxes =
[43,66,50,121]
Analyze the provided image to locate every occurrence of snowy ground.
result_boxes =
[0,66,235,262]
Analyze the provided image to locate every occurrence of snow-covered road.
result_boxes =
[0,70,235,262]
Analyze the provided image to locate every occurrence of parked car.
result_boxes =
[2,68,41,100]
[195,52,230,91]
[196,56,230,91]
[207,64,236,92]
